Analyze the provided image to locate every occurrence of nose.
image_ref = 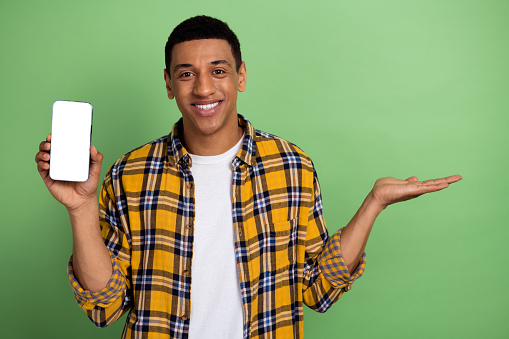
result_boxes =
[193,74,216,97]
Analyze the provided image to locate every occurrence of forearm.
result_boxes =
[68,198,113,292]
[340,192,384,274]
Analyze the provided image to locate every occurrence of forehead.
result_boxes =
[171,39,234,67]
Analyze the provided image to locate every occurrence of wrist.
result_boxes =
[66,196,98,215]
[365,191,386,216]
[67,197,101,237]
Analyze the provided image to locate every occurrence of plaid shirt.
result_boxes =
[68,115,366,338]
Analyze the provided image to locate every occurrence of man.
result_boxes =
[35,15,461,338]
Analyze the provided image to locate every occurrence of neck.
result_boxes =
[182,122,243,156]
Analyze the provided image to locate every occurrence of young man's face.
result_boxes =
[164,39,246,143]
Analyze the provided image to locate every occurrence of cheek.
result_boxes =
[219,81,239,96]
[174,97,187,113]
[172,85,190,103]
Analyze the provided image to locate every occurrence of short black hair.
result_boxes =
[165,15,242,76]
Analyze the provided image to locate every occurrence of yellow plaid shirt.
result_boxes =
[68,115,366,338]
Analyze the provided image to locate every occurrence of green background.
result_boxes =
[1,0,507,338]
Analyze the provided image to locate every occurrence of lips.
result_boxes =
[190,100,223,117]
[193,101,220,110]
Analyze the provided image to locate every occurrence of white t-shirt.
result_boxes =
[188,136,244,339]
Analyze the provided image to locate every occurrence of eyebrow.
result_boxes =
[173,60,232,74]
[173,63,193,73]
[210,59,232,67]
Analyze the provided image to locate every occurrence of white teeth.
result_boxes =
[195,102,219,110]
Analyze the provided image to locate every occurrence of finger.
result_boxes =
[39,140,51,152]
[37,160,50,172]
[90,145,102,162]
[420,175,461,186]
[35,150,50,162]
[47,133,51,142]
[446,174,462,183]
[35,151,50,173]
[401,181,447,196]
[413,182,449,194]
[405,176,418,182]
[37,159,52,182]
[89,145,103,180]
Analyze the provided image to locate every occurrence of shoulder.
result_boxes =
[107,135,168,180]
[253,129,314,172]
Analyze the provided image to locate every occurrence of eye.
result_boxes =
[179,71,193,78]
[212,69,226,75]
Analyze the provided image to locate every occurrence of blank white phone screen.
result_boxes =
[50,100,93,182]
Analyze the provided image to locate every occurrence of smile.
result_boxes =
[193,101,220,110]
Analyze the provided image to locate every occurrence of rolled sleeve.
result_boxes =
[67,252,126,310]
[319,227,366,291]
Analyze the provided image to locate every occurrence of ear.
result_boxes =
[163,69,175,99]
[237,61,247,93]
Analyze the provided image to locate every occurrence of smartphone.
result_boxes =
[49,100,93,182]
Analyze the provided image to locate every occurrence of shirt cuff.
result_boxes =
[67,252,126,308]
[319,227,366,291]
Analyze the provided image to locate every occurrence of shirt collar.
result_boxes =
[166,114,258,168]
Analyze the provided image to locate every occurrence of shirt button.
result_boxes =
[183,269,189,275]
[182,314,188,320]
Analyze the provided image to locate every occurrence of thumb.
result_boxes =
[89,145,103,178]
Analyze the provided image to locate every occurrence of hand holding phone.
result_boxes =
[35,101,103,210]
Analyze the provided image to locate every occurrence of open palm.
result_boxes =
[371,175,462,209]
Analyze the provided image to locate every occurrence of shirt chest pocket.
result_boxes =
[260,218,299,272]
